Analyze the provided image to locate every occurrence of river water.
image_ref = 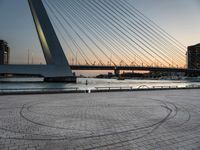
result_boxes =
[0,78,200,91]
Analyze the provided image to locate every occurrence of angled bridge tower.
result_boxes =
[28,0,76,82]
[0,0,76,82]
[28,0,68,66]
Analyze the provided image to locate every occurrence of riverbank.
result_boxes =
[1,77,200,95]
[0,84,200,95]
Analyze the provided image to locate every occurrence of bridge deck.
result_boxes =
[0,65,200,77]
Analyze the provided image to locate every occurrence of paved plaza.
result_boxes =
[0,90,200,150]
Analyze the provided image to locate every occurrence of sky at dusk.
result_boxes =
[0,0,200,66]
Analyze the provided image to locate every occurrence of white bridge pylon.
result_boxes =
[0,0,76,82]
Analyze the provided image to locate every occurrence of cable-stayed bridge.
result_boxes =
[0,0,199,82]
[45,0,186,67]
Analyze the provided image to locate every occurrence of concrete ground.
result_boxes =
[0,90,200,150]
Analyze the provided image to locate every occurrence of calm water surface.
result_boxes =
[0,78,200,91]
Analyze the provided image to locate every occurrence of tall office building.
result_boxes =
[0,40,10,65]
[187,43,200,69]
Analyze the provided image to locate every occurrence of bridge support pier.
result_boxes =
[28,0,76,83]
[0,65,77,83]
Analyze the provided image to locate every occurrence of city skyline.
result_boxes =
[0,0,200,66]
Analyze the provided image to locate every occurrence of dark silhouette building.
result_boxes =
[187,43,200,69]
[0,40,10,65]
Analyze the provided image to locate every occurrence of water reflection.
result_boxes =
[0,78,199,91]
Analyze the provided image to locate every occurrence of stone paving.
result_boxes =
[0,89,200,150]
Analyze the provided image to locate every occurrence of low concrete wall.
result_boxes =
[0,86,200,95]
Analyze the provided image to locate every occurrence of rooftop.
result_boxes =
[188,43,200,48]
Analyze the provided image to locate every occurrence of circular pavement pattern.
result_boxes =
[0,90,200,150]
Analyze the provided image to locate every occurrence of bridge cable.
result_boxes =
[69,0,150,66]
[52,0,117,66]
[79,0,158,66]
[44,0,190,69]
[44,0,92,65]
[46,0,105,66]
[108,0,186,65]
[116,0,186,63]
[87,0,171,66]
[58,0,128,66]
[60,0,142,66]
[97,0,179,66]
[119,0,187,52]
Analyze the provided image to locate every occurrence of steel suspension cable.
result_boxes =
[53,0,117,66]
[62,0,141,66]
[47,0,104,65]
[107,0,185,64]
[44,0,92,65]
[98,0,177,66]
[58,0,127,66]
[79,0,157,66]
[88,0,170,66]
[69,0,149,65]
[119,0,187,51]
